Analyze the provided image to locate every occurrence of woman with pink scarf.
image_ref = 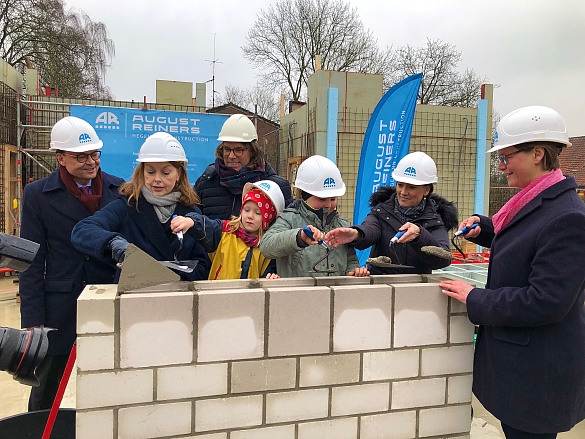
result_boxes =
[440,106,585,439]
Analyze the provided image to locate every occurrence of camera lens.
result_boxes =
[0,326,52,386]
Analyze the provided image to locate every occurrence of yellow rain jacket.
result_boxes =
[209,232,272,280]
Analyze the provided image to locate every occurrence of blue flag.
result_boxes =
[353,73,423,265]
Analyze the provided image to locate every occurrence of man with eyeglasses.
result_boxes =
[194,114,293,219]
[19,116,123,411]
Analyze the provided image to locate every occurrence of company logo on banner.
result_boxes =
[353,73,423,266]
[70,105,228,183]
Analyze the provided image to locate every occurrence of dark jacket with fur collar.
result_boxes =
[353,186,458,274]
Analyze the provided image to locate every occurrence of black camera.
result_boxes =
[0,233,48,386]
[0,326,52,386]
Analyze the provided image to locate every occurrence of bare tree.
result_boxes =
[217,84,281,122]
[243,0,393,101]
[0,0,114,99]
[389,39,486,107]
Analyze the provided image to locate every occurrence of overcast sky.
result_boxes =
[64,0,585,136]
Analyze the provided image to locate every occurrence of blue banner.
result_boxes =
[70,105,228,183]
[353,73,422,265]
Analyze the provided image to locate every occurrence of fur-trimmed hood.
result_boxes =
[369,186,459,231]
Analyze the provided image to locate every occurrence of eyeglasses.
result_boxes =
[62,151,101,163]
[498,150,522,165]
[222,146,247,157]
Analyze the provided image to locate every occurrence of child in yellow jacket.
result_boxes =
[171,180,284,280]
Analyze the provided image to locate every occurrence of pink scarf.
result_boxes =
[492,169,565,234]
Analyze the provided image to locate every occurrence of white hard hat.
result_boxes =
[50,116,103,152]
[294,155,346,197]
[137,132,187,163]
[243,180,285,215]
[392,151,438,185]
[218,114,258,142]
[488,105,571,153]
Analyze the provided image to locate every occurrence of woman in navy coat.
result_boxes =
[72,133,210,281]
[440,106,585,439]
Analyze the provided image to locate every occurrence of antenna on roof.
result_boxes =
[205,34,222,108]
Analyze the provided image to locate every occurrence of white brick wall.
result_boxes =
[76,275,474,439]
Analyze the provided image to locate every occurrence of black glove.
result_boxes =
[108,236,129,263]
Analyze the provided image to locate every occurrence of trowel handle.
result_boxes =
[390,229,407,243]
[302,226,327,248]
[454,223,478,237]
[171,215,184,240]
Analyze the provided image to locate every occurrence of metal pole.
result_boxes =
[16,90,22,236]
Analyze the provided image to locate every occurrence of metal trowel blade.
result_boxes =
[159,260,198,274]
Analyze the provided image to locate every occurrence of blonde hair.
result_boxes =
[119,161,200,208]
[225,201,268,245]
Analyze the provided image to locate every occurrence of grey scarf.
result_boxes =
[141,186,181,223]
[393,194,426,224]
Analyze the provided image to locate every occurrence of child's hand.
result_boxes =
[171,215,195,234]
[300,225,324,245]
[349,266,370,277]
[265,273,280,279]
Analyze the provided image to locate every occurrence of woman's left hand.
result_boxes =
[171,216,195,234]
[396,222,422,243]
[349,266,370,277]
[265,273,280,279]
[439,279,474,304]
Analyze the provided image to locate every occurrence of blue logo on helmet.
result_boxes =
[323,177,336,188]
[494,131,499,144]
[258,182,271,191]
[79,133,92,144]
[404,166,417,178]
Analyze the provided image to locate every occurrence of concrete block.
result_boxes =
[298,417,358,439]
[448,374,473,404]
[268,287,330,356]
[118,402,191,439]
[157,363,227,400]
[77,335,114,371]
[76,409,113,439]
[450,315,475,344]
[299,353,360,387]
[259,277,316,288]
[419,405,472,437]
[391,377,446,409]
[120,291,193,368]
[363,349,419,381]
[331,383,390,416]
[266,388,329,423]
[195,395,263,432]
[231,358,296,393]
[333,285,391,351]
[394,283,448,347]
[421,345,475,376]
[77,369,153,409]
[231,425,295,439]
[450,297,468,314]
[315,275,370,287]
[197,289,265,362]
[360,410,417,439]
[194,279,254,291]
[370,274,423,285]
[77,285,117,334]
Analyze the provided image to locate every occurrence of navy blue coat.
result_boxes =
[19,169,123,355]
[194,161,293,220]
[352,187,459,274]
[71,196,211,282]
[467,176,585,433]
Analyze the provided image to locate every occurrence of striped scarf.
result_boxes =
[221,220,259,247]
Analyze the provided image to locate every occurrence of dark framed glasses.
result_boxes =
[62,151,101,163]
[222,146,247,157]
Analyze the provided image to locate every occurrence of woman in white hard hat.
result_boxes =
[71,132,210,281]
[326,151,458,274]
[440,106,585,439]
[194,114,293,219]
[260,155,369,277]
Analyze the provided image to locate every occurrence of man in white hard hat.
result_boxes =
[19,116,124,411]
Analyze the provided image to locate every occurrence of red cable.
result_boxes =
[42,344,76,439]
[14,330,33,373]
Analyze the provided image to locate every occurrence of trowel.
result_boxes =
[159,216,199,273]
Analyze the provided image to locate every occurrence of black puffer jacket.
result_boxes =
[352,186,458,275]
[193,161,293,220]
